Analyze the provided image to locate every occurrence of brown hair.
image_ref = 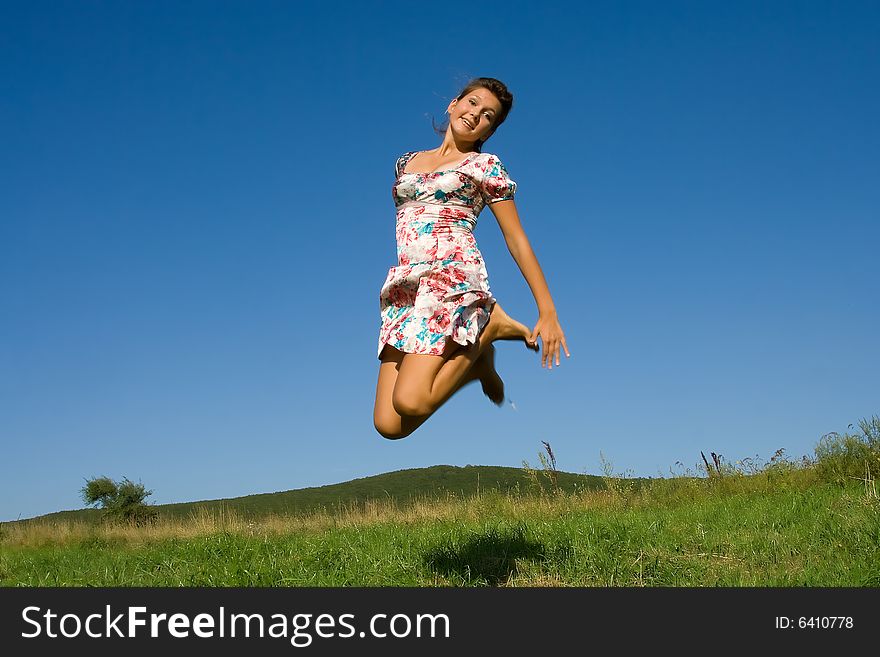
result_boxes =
[432,77,514,152]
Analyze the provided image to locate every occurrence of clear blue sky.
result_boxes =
[2,1,877,522]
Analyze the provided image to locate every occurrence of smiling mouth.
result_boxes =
[461,118,474,129]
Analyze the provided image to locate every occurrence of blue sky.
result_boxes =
[2,0,877,522]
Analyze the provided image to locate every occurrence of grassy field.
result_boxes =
[2,418,878,587]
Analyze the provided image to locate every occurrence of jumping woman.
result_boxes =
[374,77,569,440]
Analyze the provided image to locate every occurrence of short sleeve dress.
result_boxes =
[377,150,517,359]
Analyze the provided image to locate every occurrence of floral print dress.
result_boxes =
[377,150,517,359]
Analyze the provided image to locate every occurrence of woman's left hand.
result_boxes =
[528,311,570,369]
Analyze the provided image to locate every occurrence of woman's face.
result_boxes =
[448,87,502,144]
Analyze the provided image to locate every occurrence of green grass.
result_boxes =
[3,416,878,586]
[2,469,878,586]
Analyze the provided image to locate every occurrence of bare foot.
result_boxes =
[473,344,505,406]
[488,302,539,352]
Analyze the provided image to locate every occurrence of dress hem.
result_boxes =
[377,297,496,360]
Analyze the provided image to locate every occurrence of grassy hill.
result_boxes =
[5,465,638,527]
[2,464,878,587]
[2,417,877,586]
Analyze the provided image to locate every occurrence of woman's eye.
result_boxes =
[466,98,493,120]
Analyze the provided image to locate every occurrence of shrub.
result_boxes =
[81,476,158,526]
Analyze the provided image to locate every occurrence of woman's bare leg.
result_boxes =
[391,341,485,419]
[424,303,536,408]
[374,342,484,439]
[390,303,535,415]
[475,343,505,406]
[373,302,536,439]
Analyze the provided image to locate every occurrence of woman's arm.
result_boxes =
[489,199,571,369]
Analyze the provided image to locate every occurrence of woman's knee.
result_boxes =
[376,425,407,440]
[391,390,431,418]
[373,418,409,440]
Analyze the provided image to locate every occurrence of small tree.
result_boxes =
[81,476,158,525]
